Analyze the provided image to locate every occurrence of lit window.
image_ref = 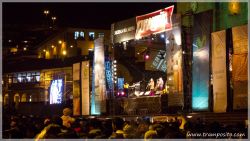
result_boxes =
[74,31,79,40]
[98,33,104,38]
[89,32,95,40]
[80,31,84,38]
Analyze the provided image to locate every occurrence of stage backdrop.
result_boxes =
[91,37,107,115]
[81,61,90,115]
[232,25,248,110]
[211,30,227,113]
[73,63,80,116]
[192,10,212,111]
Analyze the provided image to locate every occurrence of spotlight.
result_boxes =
[145,54,150,60]
[161,34,165,38]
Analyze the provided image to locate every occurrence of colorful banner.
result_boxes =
[192,11,212,111]
[135,5,174,39]
[91,37,106,115]
[232,24,248,110]
[81,61,90,115]
[73,63,80,116]
[211,30,227,113]
[105,60,113,91]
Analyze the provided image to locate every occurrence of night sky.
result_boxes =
[3,2,176,28]
[3,2,176,48]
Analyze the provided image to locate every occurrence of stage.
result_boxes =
[108,93,184,115]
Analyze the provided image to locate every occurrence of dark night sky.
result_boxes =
[3,2,176,48]
[3,2,176,28]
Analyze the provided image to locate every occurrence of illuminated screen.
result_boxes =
[49,79,63,104]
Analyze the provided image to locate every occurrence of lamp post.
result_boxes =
[51,16,57,30]
[43,10,50,28]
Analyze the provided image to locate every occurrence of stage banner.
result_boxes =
[165,14,183,94]
[211,30,227,113]
[91,37,107,115]
[135,5,174,39]
[73,63,80,116]
[232,24,248,110]
[81,61,90,115]
[192,10,212,111]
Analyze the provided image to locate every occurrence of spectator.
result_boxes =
[61,108,75,128]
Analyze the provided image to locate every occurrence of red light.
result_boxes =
[122,91,125,95]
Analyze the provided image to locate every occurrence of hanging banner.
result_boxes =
[91,37,107,115]
[135,5,174,39]
[73,63,80,116]
[81,61,90,115]
[105,59,113,91]
[211,30,227,113]
[232,24,248,110]
[192,10,212,111]
[165,14,183,94]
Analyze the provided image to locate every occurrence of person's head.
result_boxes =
[112,117,124,131]
[63,108,72,116]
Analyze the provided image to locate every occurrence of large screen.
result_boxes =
[49,79,63,104]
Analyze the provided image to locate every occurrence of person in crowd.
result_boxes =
[61,108,75,128]
[87,118,103,138]
[109,117,125,139]
[4,117,23,138]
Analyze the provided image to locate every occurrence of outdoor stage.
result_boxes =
[109,93,184,115]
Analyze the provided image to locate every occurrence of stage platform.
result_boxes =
[108,94,184,115]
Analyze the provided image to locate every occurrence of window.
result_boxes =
[74,31,79,40]
[98,33,104,38]
[89,32,95,40]
[74,31,85,40]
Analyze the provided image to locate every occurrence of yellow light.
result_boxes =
[58,40,62,44]
[62,50,67,55]
[70,45,73,48]
[23,47,27,51]
[51,45,55,48]
[43,49,46,52]
[229,1,240,15]
[44,10,50,15]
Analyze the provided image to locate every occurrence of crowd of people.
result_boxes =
[3,108,248,139]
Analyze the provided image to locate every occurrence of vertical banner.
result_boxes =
[81,61,90,115]
[232,25,248,110]
[165,14,183,94]
[105,59,113,91]
[73,63,80,116]
[91,37,107,115]
[211,30,227,113]
[192,11,212,111]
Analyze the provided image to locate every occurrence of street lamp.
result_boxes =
[52,16,57,23]
[43,10,50,16]
[51,16,57,29]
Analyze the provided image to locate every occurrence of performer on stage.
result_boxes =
[148,78,155,96]
[156,77,164,91]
